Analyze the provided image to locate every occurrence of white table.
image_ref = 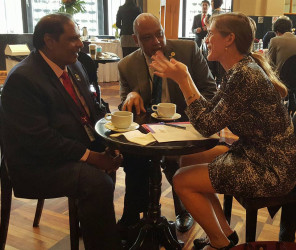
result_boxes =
[89,39,123,82]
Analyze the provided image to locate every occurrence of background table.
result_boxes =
[89,39,123,83]
[95,113,218,249]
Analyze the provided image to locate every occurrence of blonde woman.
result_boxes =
[151,13,296,250]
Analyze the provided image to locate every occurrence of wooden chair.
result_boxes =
[0,155,80,250]
[223,190,296,242]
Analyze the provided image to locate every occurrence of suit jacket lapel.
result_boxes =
[67,66,98,123]
[163,41,180,101]
[136,51,152,104]
[33,51,85,125]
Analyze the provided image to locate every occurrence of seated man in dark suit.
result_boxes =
[1,13,122,250]
[117,13,216,235]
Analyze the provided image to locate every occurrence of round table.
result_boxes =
[95,113,218,249]
[90,39,122,82]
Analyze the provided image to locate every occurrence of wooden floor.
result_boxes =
[2,82,293,249]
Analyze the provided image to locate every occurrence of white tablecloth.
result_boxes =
[90,39,123,82]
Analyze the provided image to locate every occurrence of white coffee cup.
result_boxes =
[151,103,176,118]
[89,43,97,59]
[105,111,133,129]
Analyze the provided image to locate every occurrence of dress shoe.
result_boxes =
[117,219,130,240]
[209,240,235,250]
[175,212,194,233]
[193,230,239,249]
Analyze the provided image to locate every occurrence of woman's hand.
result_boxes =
[150,50,189,86]
[150,50,201,105]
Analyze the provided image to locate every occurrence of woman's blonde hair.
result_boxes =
[210,12,287,98]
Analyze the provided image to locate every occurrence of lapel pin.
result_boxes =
[169,52,176,59]
[74,74,81,81]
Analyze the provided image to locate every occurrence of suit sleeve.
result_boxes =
[118,60,132,104]
[1,72,87,164]
[192,16,198,33]
[116,8,122,29]
[268,38,277,69]
[190,42,217,100]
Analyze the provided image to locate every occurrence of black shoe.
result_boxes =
[117,219,142,245]
[175,212,194,233]
[209,240,235,250]
[193,231,239,249]
[117,219,130,240]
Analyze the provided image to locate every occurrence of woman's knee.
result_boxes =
[173,170,185,195]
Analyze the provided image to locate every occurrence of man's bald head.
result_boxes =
[133,13,161,35]
[132,13,166,57]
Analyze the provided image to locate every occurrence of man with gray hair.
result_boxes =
[117,13,216,237]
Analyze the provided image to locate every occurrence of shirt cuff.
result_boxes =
[80,149,90,162]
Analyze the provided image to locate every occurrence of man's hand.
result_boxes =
[202,26,207,31]
[196,27,202,33]
[122,92,146,115]
[86,150,123,172]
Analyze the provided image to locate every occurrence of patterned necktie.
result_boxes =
[60,71,91,125]
[151,74,162,105]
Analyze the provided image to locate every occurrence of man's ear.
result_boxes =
[43,33,55,50]
[132,34,139,46]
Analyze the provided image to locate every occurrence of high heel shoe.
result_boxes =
[208,240,235,250]
[194,231,239,249]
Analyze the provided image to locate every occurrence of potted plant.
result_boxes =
[58,0,86,15]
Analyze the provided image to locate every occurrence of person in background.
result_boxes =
[262,30,276,49]
[211,0,224,16]
[117,13,216,238]
[1,13,123,250]
[151,12,296,249]
[269,16,296,73]
[192,0,211,48]
[116,0,142,57]
[206,0,225,87]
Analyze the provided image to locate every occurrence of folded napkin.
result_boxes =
[110,130,156,146]
[146,123,219,143]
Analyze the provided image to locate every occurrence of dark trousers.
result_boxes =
[121,154,186,224]
[279,202,296,242]
[12,162,122,250]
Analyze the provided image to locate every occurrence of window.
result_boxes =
[108,0,125,36]
[29,0,98,35]
[0,0,23,34]
[178,0,232,38]
[285,0,296,13]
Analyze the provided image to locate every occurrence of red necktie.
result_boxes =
[60,71,91,125]
[202,14,206,27]
[60,71,79,105]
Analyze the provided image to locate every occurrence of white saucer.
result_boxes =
[104,122,139,132]
[151,112,181,121]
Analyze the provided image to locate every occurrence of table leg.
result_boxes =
[129,156,183,250]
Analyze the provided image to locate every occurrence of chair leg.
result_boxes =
[245,208,258,242]
[223,195,233,225]
[68,198,79,250]
[0,164,12,250]
[33,199,45,227]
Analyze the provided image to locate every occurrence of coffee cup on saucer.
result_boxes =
[105,111,133,129]
[151,103,176,118]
